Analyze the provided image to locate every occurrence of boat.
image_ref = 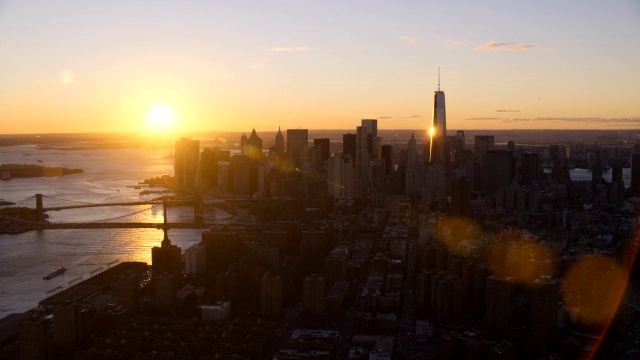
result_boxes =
[43,266,66,280]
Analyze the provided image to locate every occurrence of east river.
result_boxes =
[0,144,228,319]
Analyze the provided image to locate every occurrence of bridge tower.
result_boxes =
[35,194,44,222]
[194,191,204,224]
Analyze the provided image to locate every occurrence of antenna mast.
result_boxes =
[438,67,441,91]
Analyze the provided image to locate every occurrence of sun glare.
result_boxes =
[145,104,176,132]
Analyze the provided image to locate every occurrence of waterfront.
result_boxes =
[0,144,225,319]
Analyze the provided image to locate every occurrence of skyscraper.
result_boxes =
[482,150,514,195]
[151,207,183,281]
[342,133,356,165]
[361,119,379,159]
[328,153,354,199]
[174,138,200,189]
[53,303,82,354]
[287,129,309,170]
[242,128,263,160]
[381,145,393,175]
[261,268,284,320]
[274,127,285,157]
[485,276,515,337]
[355,126,369,194]
[474,135,495,165]
[19,317,50,359]
[429,74,446,165]
[361,119,378,139]
[631,153,640,196]
[530,278,559,345]
[303,274,326,315]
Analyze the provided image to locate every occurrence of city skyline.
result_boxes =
[1,1,640,134]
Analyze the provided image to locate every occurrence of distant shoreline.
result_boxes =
[0,164,83,179]
[1,129,639,148]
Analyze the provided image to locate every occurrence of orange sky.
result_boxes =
[1,1,639,134]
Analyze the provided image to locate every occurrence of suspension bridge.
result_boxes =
[0,193,241,234]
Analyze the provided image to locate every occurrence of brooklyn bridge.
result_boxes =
[0,193,242,234]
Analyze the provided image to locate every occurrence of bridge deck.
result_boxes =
[42,200,195,211]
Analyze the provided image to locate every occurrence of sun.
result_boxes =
[145,104,177,132]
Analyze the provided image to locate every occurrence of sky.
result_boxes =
[1,0,640,134]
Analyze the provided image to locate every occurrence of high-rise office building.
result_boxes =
[303,274,326,315]
[482,150,514,195]
[328,153,354,199]
[325,247,349,285]
[19,316,50,359]
[474,136,495,165]
[429,78,446,165]
[184,242,207,276]
[549,145,560,163]
[485,276,515,336]
[53,303,82,354]
[175,138,200,189]
[361,119,378,139]
[342,133,356,165]
[242,128,263,160]
[381,145,393,175]
[361,119,379,159]
[631,153,640,196]
[520,152,540,186]
[199,147,230,189]
[117,273,140,309]
[156,273,177,308]
[313,138,331,165]
[231,155,258,194]
[151,229,182,281]
[202,230,240,271]
[405,133,422,195]
[355,126,369,193]
[530,278,559,344]
[274,127,285,157]
[287,129,309,169]
[260,268,284,320]
[450,177,471,217]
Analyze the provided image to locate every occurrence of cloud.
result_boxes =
[444,39,474,48]
[503,117,640,123]
[268,46,314,52]
[475,41,535,51]
[377,116,393,119]
[399,35,417,45]
[465,117,503,121]
[400,114,421,118]
[496,109,520,113]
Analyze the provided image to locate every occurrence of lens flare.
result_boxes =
[435,217,482,256]
[485,229,556,285]
[562,254,627,326]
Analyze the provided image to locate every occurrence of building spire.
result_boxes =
[438,67,441,91]
[161,200,171,247]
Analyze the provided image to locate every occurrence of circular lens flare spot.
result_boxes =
[435,217,482,256]
[562,254,627,326]
[485,229,556,285]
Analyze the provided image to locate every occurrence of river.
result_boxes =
[0,144,225,319]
